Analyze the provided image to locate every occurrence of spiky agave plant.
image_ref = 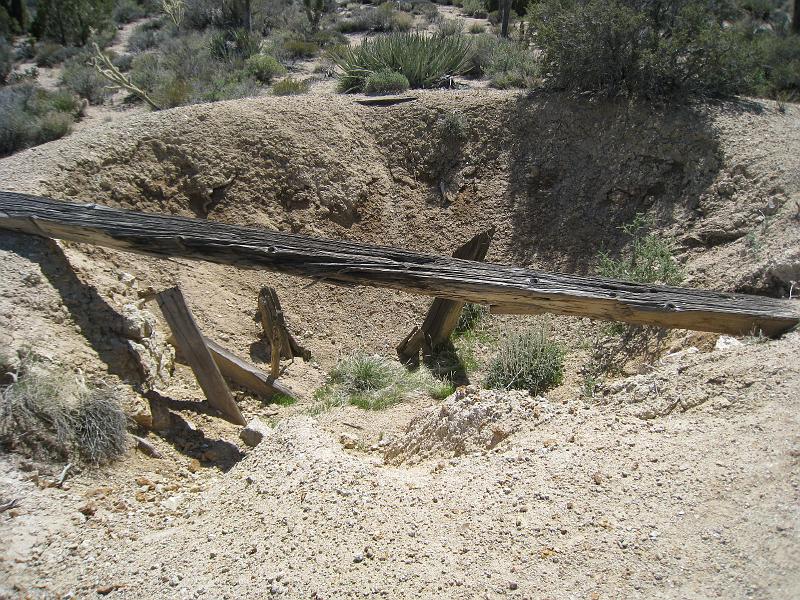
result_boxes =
[331,32,473,93]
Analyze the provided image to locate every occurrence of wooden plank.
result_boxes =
[1,192,798,337]
[155,287,246,426]
[257,286,310,361]
[397,228,495,361]
[355,96,417,107]
[203,337,298,402]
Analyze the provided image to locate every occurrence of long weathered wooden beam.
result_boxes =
[1,192,798,337]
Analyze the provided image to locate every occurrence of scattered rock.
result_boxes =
[715,335,744,351]
[240,418,271,447]
[340,433,357,449]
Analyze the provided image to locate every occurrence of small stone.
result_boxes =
[353,553,364,563]
[187,459,201,473]
[715,335,743,351]
[78,502,96,516]
[509,581,518,591]
[340,434,357,449]
[592,472,604,485]
[240,418,271,447]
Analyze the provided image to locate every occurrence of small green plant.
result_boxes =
[209,28,262,62]
[127,19,164,53]
[282,38,319,58]
[468,21,486,34]
[271,77,309,95]
[314,354,449,411]
[0,83,82,156]
[364,69,410,94]
[438,109,468,143]
[0,353,128,464]
[270,393,296,407]
[437,17,464,36]
[303,0,326,33]
[462,0,487,18]
[113,0,146,24]
[597,213,683,286]
[332,31,473,92]
[61,54,112,105]
[486,327,565,394]
[34,42,78,67]
[162,0,186,29]
[455,302,487,334]
[245,54,286,83]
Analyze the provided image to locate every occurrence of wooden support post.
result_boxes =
[155,287,246,426]
[2,193,798,337]
[203,337,298,402]
[258,286,311,362]
[397,228,495,362]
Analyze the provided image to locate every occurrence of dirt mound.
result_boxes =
[383,387,555,464]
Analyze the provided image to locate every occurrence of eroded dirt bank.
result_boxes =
[0,90,799,598]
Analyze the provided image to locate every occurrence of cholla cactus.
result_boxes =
[90,43,162,111]
[303,0,325,33]
[162,0,186,29]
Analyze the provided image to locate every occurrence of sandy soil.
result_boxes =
[0,85,798,597]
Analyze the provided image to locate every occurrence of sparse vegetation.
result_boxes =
[364,69,410,94]
[314,354,452,410]
[0,83,82,156]
[0,353,128,464]
[62,54,112,104]
[333,32,473,92]
[486,327,565,394]
[455,303,488,334]
[597,213,683,286]
[271,76,309,95]
[245,53,286,83]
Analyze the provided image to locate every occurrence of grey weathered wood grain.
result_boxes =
[155,287,246,426]
[1,192,798,337]
[397,228,495,361]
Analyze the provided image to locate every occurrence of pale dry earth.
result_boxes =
[0,90,799,599]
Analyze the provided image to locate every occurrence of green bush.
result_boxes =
[484,38,539,88]
[314,354,451,411]
[751,33,800,98]
[209,28,263,62]
[0,83,81,155]
[245,53,286,83]
[468,21,486,34]
[333,32,473,92]
[127,19,165,52]
[461,0,487,17]
[364,69,410,94]
[455,302,487,334]
[282,38,319,58]
[61,55,112,104]
[486,328,565,394]
[597,213,683,285]
[529,0,754,99]
[0,354,128,464]
[271,76,309,95]
[437,17,464,35]
[0,37,12,84]
[34,42,79,67]
[113,0,146,23]
[336,4,415,33]
[32,0,114,47]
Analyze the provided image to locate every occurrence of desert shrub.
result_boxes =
[483,38,539,88]
[0,83,81,155]
[0,37,11,85]
[209,28,263,62]
[486,327,565,394]
[438,108,468,142]
[112,52,134,72]
[61,55,112,104]
[113,0,146,23]
[529,0,754,99]
[597,213,683,285]
[282,37,319,58]
[31,0,114,47]
[127,19,165,52]
[34,42,79,67]
[245,53,286,83]
[364,69,410,93]
[0,355,128,464]
[461,0,487,17]
[455,302,488,334]
[337,4,414,33]
[314,354,451,411]
[437,17,464,35]
[333,32,473,92]
[468,21,486,33]
[271,76,309,95]
[750,33,800,98]
[129,33,264,106]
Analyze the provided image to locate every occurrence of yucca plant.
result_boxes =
[331,32,473,92]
